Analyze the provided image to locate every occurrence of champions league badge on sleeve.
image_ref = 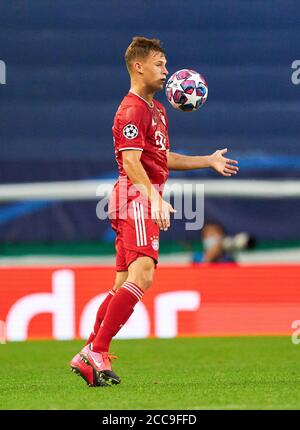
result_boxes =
[123,124,138,139]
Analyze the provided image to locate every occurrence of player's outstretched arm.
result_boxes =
[167,148,239,177]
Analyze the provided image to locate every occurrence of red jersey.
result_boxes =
[110,91,170,213]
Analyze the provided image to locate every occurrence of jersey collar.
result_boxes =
[129,90,154,108]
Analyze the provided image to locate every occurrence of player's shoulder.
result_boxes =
[115,93,149,123]
[119,92,149,111]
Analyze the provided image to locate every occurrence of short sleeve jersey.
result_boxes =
[112,91,170,189]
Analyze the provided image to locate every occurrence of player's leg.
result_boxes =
[91,256,154,350]
[78,222,130,385]
[80,201,158,384]
[80,255,155,384]
[84,200,157,353]
[90,256,155,347]
[126,255,155,291]
[70,270,127,386]
[114,270,129,290]
[86,270,128,345]
[70,217,127,387]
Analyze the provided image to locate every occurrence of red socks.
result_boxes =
[86,290,115,345]
[91,282,144,353]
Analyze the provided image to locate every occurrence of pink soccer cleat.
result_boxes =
[80,344,121,385]
[70,353,109,387]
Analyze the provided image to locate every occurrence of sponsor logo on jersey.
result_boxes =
[123,124,138,139]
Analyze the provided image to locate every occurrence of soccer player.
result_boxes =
[70,36,239,387]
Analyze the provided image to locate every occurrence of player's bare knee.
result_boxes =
[139,259,155,290]
[140,267,154,291]
[127,257,155,291]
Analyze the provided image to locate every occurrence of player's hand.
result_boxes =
[210,148,239,177]
[151,198,176,231]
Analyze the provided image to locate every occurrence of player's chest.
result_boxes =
[146,109,168,151]
[151,107,167,130]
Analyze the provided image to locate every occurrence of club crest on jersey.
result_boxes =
[150,235,159,251]
[123,124,138,139]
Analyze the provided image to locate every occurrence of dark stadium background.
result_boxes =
[0,0,300,251]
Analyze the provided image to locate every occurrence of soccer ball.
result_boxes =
[165,69,208,112]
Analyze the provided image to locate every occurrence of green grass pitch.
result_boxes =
[0,337,299,410]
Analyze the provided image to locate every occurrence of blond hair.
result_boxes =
[125,36,166,73]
